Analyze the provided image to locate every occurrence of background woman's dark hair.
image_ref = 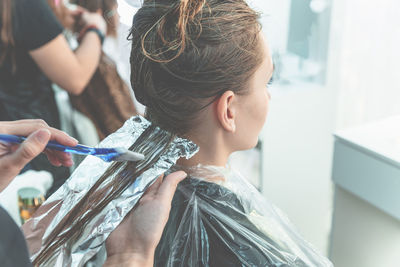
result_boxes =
[34,0,262,265]
[0,0,16,71]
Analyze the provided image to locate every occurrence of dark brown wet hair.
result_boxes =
[34,0,262,265]
[0,0,15,71]
[131,0,263,135]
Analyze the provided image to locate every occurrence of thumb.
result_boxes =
[157,171,187,203]
[9,129,51,168]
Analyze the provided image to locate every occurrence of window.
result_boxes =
[252,0,332,85]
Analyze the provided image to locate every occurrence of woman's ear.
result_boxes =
[216,91,236,133]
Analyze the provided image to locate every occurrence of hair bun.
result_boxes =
[131,0,207,108]
[138,0,206,63]
[176,0,206,52]
[130,0,262,134]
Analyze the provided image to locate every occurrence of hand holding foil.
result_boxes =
[22,116,198,266]
[104,171,188,267]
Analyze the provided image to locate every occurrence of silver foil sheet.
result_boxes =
[22,116,199,266]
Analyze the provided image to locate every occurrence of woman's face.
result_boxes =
[234,34,273,150]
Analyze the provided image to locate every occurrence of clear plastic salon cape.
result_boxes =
[23,116,332,267]
[154,165,333,267]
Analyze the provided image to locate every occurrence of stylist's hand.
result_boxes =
[0,120,78,192]
[80,11,107,35]
[104,171,188,267]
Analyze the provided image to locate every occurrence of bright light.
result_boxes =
[117,0,139,26]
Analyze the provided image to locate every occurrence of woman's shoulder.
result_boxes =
[156,171,285,266]
[13,0,50,15]
[12,0,63,50]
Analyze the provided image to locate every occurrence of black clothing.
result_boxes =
[0,206,32,267]
[0,0,69,194]
[155,178,307,267]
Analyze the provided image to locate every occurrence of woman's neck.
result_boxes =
[177,132,231,167]
[177,149,229,167]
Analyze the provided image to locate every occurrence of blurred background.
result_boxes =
[250,0,400,266]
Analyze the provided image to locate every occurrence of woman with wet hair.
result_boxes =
[27,0,332,266]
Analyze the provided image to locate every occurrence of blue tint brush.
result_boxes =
[0,134,144,162]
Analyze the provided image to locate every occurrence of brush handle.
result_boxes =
[0,134,117,159]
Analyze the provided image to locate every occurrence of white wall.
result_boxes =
[332,0,400,129]
[249,0,291,53]
[260,82,336,255]
[253,0,337,256]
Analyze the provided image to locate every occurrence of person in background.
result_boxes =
[0,119,186,267]
[68,0,138,140]
[0,0,106,195]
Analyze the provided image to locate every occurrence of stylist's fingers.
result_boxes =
[0,120,78,147]
[55,151,74,166]
[44,150,62,167]
[156,171,187,203]
[71,5,86,16]
[71,7,87,28]
[1,129,50,174]
[44,150,61,166]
